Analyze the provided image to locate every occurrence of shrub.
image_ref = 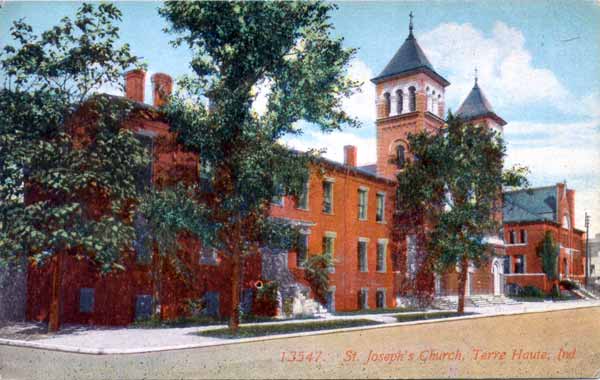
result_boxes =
[559,280,579,291]
[520,285,545,298]
[302,253,332,306]
[252,281,279,316]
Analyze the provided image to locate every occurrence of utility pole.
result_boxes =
[585,212,590,286]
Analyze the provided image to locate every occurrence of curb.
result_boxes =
[1,302,599,355]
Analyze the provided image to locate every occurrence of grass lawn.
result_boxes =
[334,306,419,316]
[131,314,317,329]
[394,311,467,322]
[198,319,382,339]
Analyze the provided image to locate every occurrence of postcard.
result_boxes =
[0,1,599,379]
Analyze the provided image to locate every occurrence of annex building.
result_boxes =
[26,20,586,326]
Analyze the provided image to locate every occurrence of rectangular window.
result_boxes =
[376,290,385,308]
[322,234,335,263]
[376,240,387,272]
[358,288,368,309]
[198,158,213,193]
[358,188,368,220]
[514,255,525,274]
[520,229,528,244]
[296,234,308,267]
[297,180,309,210]
[133,213,152,264]
[503,257,511,274]
[376,193,385,222]
[134,133,154,193]
[322,180,333,214]
[199,246,218,266]
[79,288,95,313]
[271,182,285,206]
[358,240,368,272]
[135,294,153,320]
[509,231,516,244]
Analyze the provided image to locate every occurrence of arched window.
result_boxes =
[396,145,405,168]
[426,87,430,112]
[396,89,403,114]
[408,86,416,112]
[431,90,436,112]
[383,92,391,116]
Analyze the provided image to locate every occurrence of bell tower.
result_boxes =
[372,13,450,180]
[456,71,507,135]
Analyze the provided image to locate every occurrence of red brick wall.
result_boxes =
[504,220,585,293]
[270,164,397,311]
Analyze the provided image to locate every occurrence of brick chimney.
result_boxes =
[151,73,173,108]
[344,145,357,167]
[124,69,146,103]
[566,189,576,228]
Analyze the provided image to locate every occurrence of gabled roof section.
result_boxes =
[456,80,506,126]
[371,24,449,87]
[503,185,558,223]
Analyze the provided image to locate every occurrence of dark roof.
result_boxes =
[358,164,377,175]
[371,32,449,86]
[456,81,506,126]
[503,186,558,223]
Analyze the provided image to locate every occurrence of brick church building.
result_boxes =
[26,19,584,326]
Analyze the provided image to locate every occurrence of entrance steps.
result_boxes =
[290,292,330,318]
[571,287,599,300]
[434,294,520,309]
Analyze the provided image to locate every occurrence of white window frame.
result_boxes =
[376,192,386,223]
[376,239,388,273]
[358,186,369,221]
[358,237,369,272]
[322,178,335,214]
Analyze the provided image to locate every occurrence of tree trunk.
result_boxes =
[229,252,242,332]
[457,255,468,314]
[48,252,63,332]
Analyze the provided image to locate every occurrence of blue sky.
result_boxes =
[1,1,599,233]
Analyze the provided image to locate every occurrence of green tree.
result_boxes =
[538,231,560,296]
[0,3,144,330]
[158,1,359,331]
[396,113,528,314]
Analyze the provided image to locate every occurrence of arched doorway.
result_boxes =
[491,258,503,295]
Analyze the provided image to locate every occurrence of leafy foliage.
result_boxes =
[395,113,528,310]
[538,231,559,281]
[0,3,144,271]
[158,2,359,328]
[302,253,332,306]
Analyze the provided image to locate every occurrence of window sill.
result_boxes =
[358,218,368,222]
[323,212,335,216]
[376,220,386,224]
[296,207,310,212]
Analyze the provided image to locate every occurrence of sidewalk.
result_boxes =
[1,299,599,354]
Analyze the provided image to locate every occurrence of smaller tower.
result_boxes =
[455,73,506,135]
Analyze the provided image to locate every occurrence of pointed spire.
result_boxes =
[370,11,449,86]
[456,77,506,126]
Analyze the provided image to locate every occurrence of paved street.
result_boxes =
[1,304,600,379]
[1,300,598,352]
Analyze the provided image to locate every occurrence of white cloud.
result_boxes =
[282,130,376,166]
[341,59,376,123]
[504,119,600,232]
[419,22,598,116]
[251,78,272,116]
